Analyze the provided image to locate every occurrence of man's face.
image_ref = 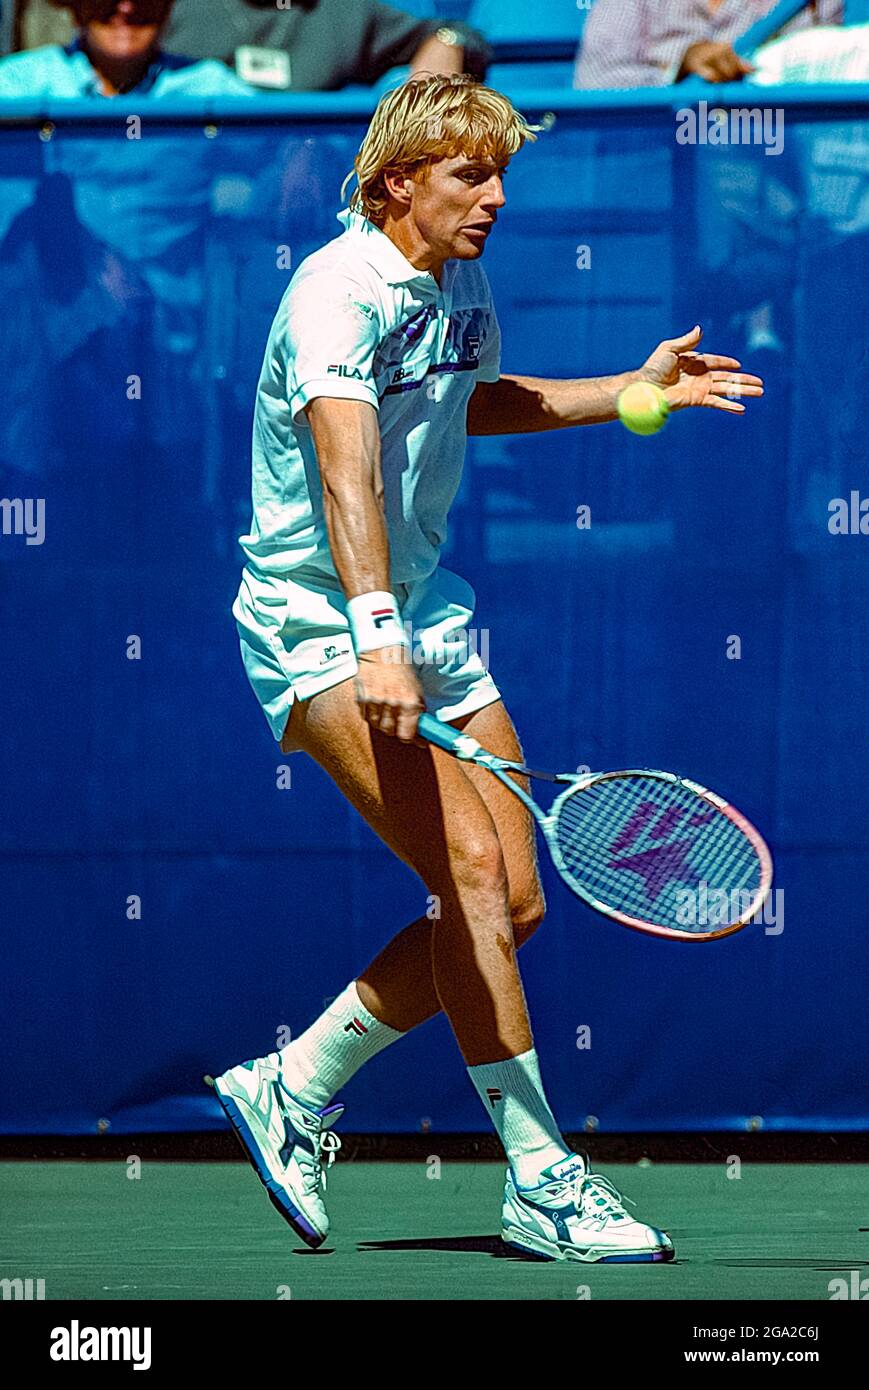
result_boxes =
[78,0,172,61]
[404,152,508,263]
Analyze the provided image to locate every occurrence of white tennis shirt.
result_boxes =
[239,207,502,586]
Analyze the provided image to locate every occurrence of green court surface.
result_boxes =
[3,1160,868,1301]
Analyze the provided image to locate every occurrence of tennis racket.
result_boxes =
[417,713,773,942]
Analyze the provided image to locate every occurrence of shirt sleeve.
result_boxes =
[475,304,502,384]
[358,2,436,83]
[285,273,382,426]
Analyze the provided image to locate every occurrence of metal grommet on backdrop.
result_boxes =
[39,122,55,142]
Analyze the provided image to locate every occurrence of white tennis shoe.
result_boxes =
[502,1153,675,1263]
[211,1053,342,1248]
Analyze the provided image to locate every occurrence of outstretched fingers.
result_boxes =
[709,372,764,397]
[681,351,743,372]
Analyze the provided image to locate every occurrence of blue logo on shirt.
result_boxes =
[400,306,436,343]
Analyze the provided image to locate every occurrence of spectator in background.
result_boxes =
[159,0,490,91]
[0,0,254,95]
[575,0,844,89]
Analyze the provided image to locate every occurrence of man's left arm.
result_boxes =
[467,370,642,435]
[467,325,764,436]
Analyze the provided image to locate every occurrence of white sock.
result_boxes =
[467,1047,572,1188]
[277,981,403,1110]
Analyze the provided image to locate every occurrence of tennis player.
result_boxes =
[217,74,764,1263]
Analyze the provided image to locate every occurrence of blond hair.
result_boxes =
[341,75,537,227]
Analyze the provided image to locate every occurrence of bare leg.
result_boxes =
[284,682,544,1064]
[355,700,545,1028]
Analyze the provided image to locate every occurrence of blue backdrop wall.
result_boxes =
[1,87,867,1133]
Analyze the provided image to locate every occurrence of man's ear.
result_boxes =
[382,168,414,208]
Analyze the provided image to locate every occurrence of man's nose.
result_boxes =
[481,176,507,210]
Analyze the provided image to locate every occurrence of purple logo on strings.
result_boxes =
[607,801,716,902]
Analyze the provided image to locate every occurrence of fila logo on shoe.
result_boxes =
[344,1017,369,1037]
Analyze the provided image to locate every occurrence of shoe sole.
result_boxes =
[212,1077,324,1249]
[501,1225,675,1264]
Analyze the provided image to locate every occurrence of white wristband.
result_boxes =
[346,591,409,654]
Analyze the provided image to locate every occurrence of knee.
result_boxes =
[512,886,547,947]
[428,833,510,921]
[450,831,509,892]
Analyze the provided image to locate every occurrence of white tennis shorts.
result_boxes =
[232,562,501,752]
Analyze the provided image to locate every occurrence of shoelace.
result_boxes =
[571,1170,637,1224]
[317,1130,342,1188]
[299,1127,342,1196]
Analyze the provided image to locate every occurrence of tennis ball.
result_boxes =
[617,381,670,436]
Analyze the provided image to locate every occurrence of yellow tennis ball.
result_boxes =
[617,381,670,436]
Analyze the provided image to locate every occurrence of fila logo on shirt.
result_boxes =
[486,1087,502,1107]
[344,1017,369,1037]
[327,364,363,379]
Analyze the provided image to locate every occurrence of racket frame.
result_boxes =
[418,718,774,942]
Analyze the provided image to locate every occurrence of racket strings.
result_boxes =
[554,776,763,934]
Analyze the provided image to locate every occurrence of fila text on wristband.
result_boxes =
[346,591,410,654]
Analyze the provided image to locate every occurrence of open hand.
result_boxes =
[641,325,765,415]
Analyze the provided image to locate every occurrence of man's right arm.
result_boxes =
[304,396,425,742]
[304,396,390,597]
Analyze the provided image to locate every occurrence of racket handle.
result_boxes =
[417,712,481,759]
